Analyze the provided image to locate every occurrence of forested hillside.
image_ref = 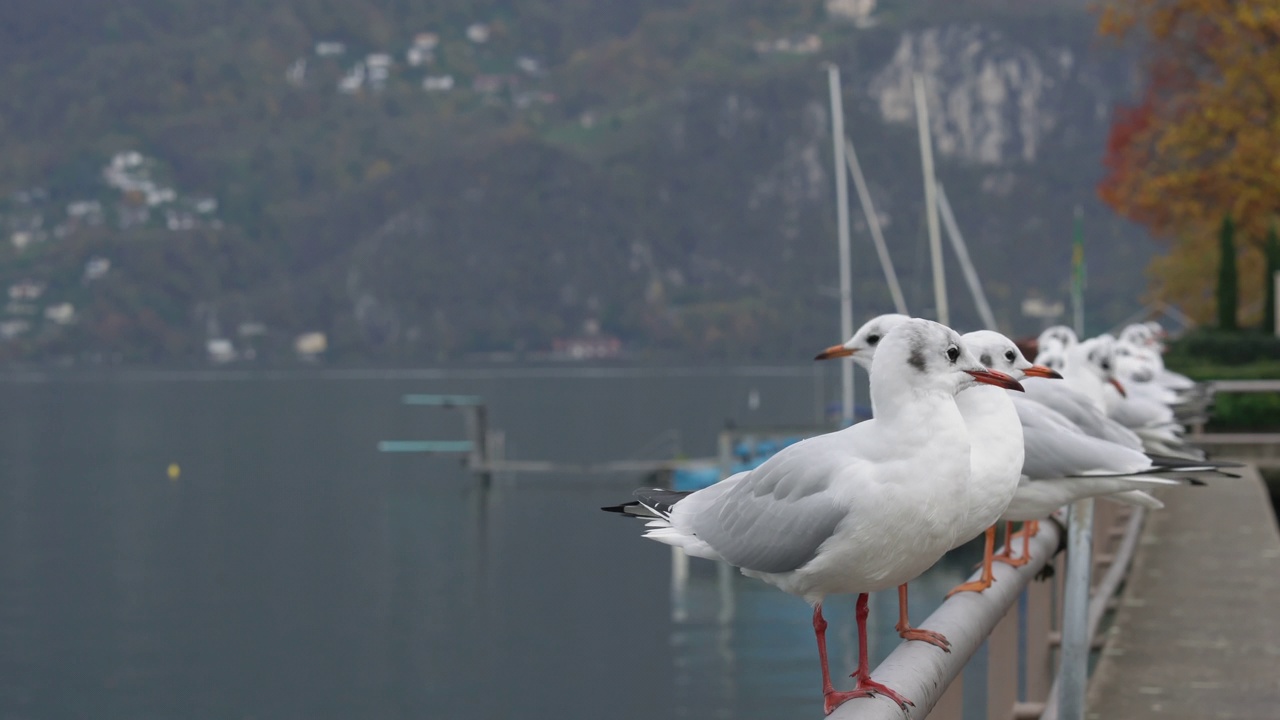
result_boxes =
[0,0,1153,363]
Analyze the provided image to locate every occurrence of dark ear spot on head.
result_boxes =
[980,353,992,367]
[907,347,927,373]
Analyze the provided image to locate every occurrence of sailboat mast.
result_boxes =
[827,64,854,426]
[845,137,908,315]
[913,73,947,326]
[936,183,998,330]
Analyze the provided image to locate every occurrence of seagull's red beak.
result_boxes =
[814,344,856,361]
[1022,365,1063,379]
[1109,377,1127,397]
[965,368,1025,392]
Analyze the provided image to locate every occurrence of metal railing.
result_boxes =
[832,495,1144,720]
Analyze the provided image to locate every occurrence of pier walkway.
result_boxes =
[1087,464,1280,719]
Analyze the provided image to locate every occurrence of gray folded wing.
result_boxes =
[689,446,850,575]
[1022,423,1151,479]
[1023,379,1143,449]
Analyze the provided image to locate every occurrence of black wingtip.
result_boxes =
[632,488,693,517]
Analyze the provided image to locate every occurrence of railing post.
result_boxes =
[1020,577,1054,713]
[987,604,1019,720]
[1057,499,1094,720]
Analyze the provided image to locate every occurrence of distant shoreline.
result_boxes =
[0,362,829,383]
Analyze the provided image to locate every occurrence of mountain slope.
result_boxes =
[0,0,1153,363]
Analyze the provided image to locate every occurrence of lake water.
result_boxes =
[0,366,984,720]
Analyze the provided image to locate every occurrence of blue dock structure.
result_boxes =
[379,393,758,484]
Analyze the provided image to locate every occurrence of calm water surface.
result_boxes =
[0,366,982,720]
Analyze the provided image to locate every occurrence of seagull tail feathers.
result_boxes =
[600,488,692,519]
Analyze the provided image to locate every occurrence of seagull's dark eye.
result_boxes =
[946,346,960,363]
[867,334,880,346]
[1101,360,1111,371]
[1004,350,1016,362]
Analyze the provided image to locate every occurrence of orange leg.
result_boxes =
[994,521,1030,567]
[893,584,951,651]
[948,524,997,595]
[816,596,915,714]
[1022,520,1039,558]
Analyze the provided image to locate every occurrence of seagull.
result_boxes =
[817,318,1057,598]
[604,319,1024,714]
[1120,323,1200,394]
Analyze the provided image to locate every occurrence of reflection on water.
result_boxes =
[0,368,990,720]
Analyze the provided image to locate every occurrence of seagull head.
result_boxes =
[1034,345,1067,376]
[813,313,910,370]
[1077,337,1127,397]
[1037,325,1078,354]
[962,330,1062,384]
[1113,340,1159,383]
[1119,323,1156,348]
[871,319,1025,396]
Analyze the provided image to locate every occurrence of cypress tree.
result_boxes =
[1217,216,1238,331]
[1265,225,1280,334]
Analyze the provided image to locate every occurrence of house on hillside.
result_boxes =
[146,187,176,206]
[295,332,327,360]
[515,56,541,75]
[207,338,236,364]
[551,335,622,360]
[315,41,346,56]
[339,63,365,93]
[826,0,878,25]
[755,34,823,55]
[8,280,45,301]
[0,320,30,340]
[551,319,622,360]
[286,57,307,85]
[84,256,111,281]
[423,75,454,92]
[44,303,75,325]
[367,53,392,71]
[66,200,103,221]
[407,46,432,66]
[466,23,490,43]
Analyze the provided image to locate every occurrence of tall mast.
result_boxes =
[1071,205,1086,337]
[845,137,908,315]
[827,64,854,426]
[936,183,997,330]
[913,73,947,326]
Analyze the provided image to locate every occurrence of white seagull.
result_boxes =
[605,319,1024,714]
[817,318,1057,598]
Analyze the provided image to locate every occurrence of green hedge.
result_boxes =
[1165,335,1280,431]
[1164,329,1280,366]
[1199,392,1280,431]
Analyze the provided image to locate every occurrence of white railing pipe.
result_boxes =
[831,519,1063,719]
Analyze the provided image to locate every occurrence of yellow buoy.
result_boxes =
[167,463,181,480]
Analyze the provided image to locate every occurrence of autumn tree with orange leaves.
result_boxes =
[1098,0,1280,324]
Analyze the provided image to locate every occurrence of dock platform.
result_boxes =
[1087,464,1280,719]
